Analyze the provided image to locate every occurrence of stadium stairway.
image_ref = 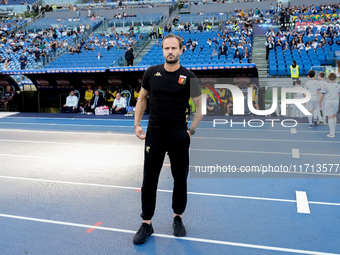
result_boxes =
[252,36,267,87]
[134,39,158,65]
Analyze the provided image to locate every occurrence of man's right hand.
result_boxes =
[135,126,146,140]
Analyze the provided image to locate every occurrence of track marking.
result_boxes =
[86,222,102,233]
[0,128,137,136]
[191,148,340,157]
[292,149,300,159]
[291,128,297,134]
[0,213,338,255]
[296,191,310,214]
[0,139,143,147]
[1,175,340,206]
[193,137,340,144]
[0,121,146,129]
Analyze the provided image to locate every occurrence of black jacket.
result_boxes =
[90,96,104,107]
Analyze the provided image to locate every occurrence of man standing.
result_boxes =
[19,52,27,70]
[133,34,203,244]
[125,46,134,66]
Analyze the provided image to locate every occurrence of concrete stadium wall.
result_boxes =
[189,1,276,13]
[45,7,169,18]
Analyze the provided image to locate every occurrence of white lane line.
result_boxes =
[292,149,300,159]
[0,135,339,145]
[0,127,337,135]
[0,139,143,147]
[0,213,338,255]
[192,148,340,157]
[0,121,143,128]
[0,128,136,136]
[195,137,340,144]
[296,191,311,214]
[0,153,51,159]
[1,175,340,206]
[291,128,297,134]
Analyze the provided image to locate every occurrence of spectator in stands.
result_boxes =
[19,52,27,69]
[184,23,191,33]
[211,49,218,59]
[234,49,242,60]
[85,90,103,114]
[33,47,40,63]
[97,53,103,60]
[265,36,274,60]
[125,46,134,66]
[218,42,227,59]
[0,85,14,111]
[178,22,184,31]
[197,23,203,33]
[112,93,127,114]
[60,90,78,113]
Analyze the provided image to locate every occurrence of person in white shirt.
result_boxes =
[112,93,127,114]
[304,70,320,128]
[319,72,340,138]
[60,90,78,113]
[294,79,304,117]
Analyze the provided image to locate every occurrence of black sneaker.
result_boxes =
[173,216,186,237]
[314,119,318,127]
[133,223,154,244]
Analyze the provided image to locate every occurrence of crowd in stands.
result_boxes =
[140,23,253,65]
[0,19,26,35]
[57,2,169,11]
[0,26,82,70]
[67,31,141,54]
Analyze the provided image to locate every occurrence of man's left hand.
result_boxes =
[187,130,191,139]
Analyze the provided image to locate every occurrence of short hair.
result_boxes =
[328,72,337,81]
[292,60,297,65]
[308,70,315,78]
[161,34,183,50]
[296,79,301,85]
[318,72,325,78]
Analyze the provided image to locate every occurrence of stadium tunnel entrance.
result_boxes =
[0,64,263,113]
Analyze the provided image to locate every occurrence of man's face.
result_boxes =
[163,37,181,64]
[116,93,121,100]
[6,85,10,91]
[70,91,74,96]
[95,91,99,97]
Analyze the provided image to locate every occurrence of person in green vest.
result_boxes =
[290,60,299,85]
[206,23,211,32]
[52,4,57,10]
[158,25,163,39]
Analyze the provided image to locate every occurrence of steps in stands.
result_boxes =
[134,39,158,66]
[251,35,268,87]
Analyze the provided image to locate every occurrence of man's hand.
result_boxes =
[187,130,191,139]
[135,126,146,140]
[63,104,67,107]
[115,107,119,111]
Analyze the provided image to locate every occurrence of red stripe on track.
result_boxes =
[86,222,102,233]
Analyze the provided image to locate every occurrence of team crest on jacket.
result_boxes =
[178,75,187,85]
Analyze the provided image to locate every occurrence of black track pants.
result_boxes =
[140,130,190,220]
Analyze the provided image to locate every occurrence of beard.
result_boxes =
[165,54,179,64]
